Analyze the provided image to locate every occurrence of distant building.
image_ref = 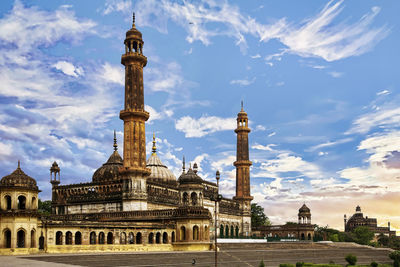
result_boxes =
[344,206,395,237]
[253,204,315,241]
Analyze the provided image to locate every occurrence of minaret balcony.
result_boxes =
[121,53,147,66]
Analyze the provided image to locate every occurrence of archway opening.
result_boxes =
[235,226,239,237]
[155,232,161,244]
[107,232,113,244]
[98,232,105,244]
[18,196,26,210]
[5,196,11,210]
[90,232,96,244]
[120,232,127,244]
[308,233,311,240]
[4,229,11,248]
[230,226,234,237]
[204,226,208,240]
[193,226,199,240]
[180,226,186,241]
[17,230,25,248]
[56,231,63,245]
[31,230,35,248]
[75,232,82,245]
[163,232,168,244]
[148,233,154,244]
[39,236,44,250]
[171,231,175,243]
[128,232,134,244]
[66,231,72,245]
[220,224,224,238]
[191,192,198,206]
[136,232,142,244]
[225,225,229,237]
[301,233,305,240]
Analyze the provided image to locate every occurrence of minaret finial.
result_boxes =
[182,156,186,173]
[18,160,20,169]
[152,133,157,154]
[132,12,135,27]
[241,100,244,111]
[113,130,118,151]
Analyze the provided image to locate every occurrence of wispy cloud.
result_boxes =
[175,115,235,138]
[230,77,256,86]
[377,89,390,96]
[308,138,353,151]
[328,71,344,78]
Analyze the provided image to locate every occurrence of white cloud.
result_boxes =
[377,89,390,96]
[53,61,84,77]
[328,71,343,78]
[136,0,389,61]
[254,125,266,132]
[100,62,124,85]
[230,77,255,86]
[268,131,276,137]
[175,115,236,138]
[308,138,353,151]
[103,0,132,15]
[251,54,261,59]
[251,143,276,151]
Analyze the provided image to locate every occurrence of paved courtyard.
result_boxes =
[1,243,393,267]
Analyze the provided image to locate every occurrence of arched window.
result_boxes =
[193,226,199,241]
[191,192,198,206]
[4,229,11,248]
[180,226,186,241]
[120,232,127,244]
[182,192,189,205]
[5,195,11,210]
[17,229,25,248]
[107,232,113,244]
[230,225,234,237]
[155,232,161,244]
[56,231,63,245]
[308,233,311,240]
[162,232,168,244]
[31,230,35,248]
[148,233,154,244]
[128,232,134,244]
[31,197,36,209]
[90,232,96,244]
[39,236,44,250]
[98,232,105,244]
[301,233,305,240]
[204,226,208,240]
[18,195,26,210]
[136,232,142,244]
[225,225,229,237]
[171,231,175,243]
[66,231,72,245]
[75,232,82,245]
[220,224,224,238]
[235,226,239,237]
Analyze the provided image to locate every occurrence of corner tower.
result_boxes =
[234,102,253,236]
[120,13,151,210]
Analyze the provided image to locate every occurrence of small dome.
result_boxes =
[126,13,143,39]
[146,134,176,181]
[92,132,123,183]
[178,167,203,184]
[92,150,123,183]
[0,161,38,191]
[356,205,361,212]
[299,203,311,213]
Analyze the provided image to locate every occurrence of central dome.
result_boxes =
[146,134,176,181]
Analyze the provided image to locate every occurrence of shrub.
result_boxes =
[390,250,400,267]
[370,261,378,267]
[259,260,265,267]
[345,254,357,265]
[296,262,304,267]
[279,264,295,267]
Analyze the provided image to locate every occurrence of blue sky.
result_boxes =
[0,0,399,232]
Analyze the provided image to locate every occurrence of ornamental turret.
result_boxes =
[120,12,151,210]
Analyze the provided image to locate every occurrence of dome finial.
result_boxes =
[132,12,135,27]
[182,156,186,173]
[18,160,20,169]
[152,133,157,155]
[241,100,244,111]
[113,130,118,151]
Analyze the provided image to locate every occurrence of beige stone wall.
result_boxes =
[67,202,122,214]
[1,189,38,210]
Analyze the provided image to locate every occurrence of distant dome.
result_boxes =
[356,205,361,212]
[146,134,176,181]
[299,204,311,213]
[0,161,38,191]
[92,132,123,183]
[178,167,203,184]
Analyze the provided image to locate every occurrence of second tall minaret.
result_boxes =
[234,102,253,236]
[120,13,151,210]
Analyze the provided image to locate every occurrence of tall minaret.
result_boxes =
[120,12,151,210]
[234,102,253,236]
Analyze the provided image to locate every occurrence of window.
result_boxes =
[18,196,26,210]
[17,230,25,248]
[191,192,198,206]
[136,232,142,244]
[75,232,82,245]
[107,232,113,244]
[180,226,186,241]
[5,196,11,210]
[120,232,126,245]
[148,233,154,244]
[171,231,175,243]
[98,232,105,244]
[155,232,161,244]
[66,231,72,245]
[90,232,96,245]
[31,230,36,248]
[128,232,134,244]
[56,231,63,245]
[162,232,168,244]
[4,229,11,248]
[193,226,199,241]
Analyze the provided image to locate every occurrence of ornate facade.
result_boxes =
[0,13,252,255]
[344,206,395,237]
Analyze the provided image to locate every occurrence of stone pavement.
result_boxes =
[0,243,393,267]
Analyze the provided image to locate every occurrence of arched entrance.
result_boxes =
[75,232,82,245]
[31,230,35,248]
[107,232,113,244]
[220,224,224,238]
[5,196,11,210]
[180,226,186,241]
[136,232,142,244]
[98,232,105,244]
[301,233,305,240]
[90,232,96,244]
[56,231,63,245]
[4,229,11,248]
[17,196,26,210]
[17,230,25,248]
[163,232,168,244]
[193,226,199,240]
[155,232,161,244]
[148,233,154,244]
[66,231,72,245]
[171,231,175,242]
[39,236,44,250]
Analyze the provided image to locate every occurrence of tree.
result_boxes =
[251,203,271,228]
[345,254,357,265]
[389,251,400,267]
[377,233,390,247]
[38,199,52,215]
[352,226,374,245]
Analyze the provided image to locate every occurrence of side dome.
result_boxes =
[92,131,123,183]
[178,167,203,184]
[146,134,176,181]
[0,161,38,191]
[299,203,311,213]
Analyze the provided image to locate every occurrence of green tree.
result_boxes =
[352,226,374,245]
[251,203,271,228]
[389,251,400,267]
[38,199,52,215]
[377,233,390,247]
[345,254,357,265]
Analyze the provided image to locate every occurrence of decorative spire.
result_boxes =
[182,156,186,173]
[241,100,244,111]
[17,160,20,169]
[152,133,157,155]
[113,130,118,151]
[132,12,135,27]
